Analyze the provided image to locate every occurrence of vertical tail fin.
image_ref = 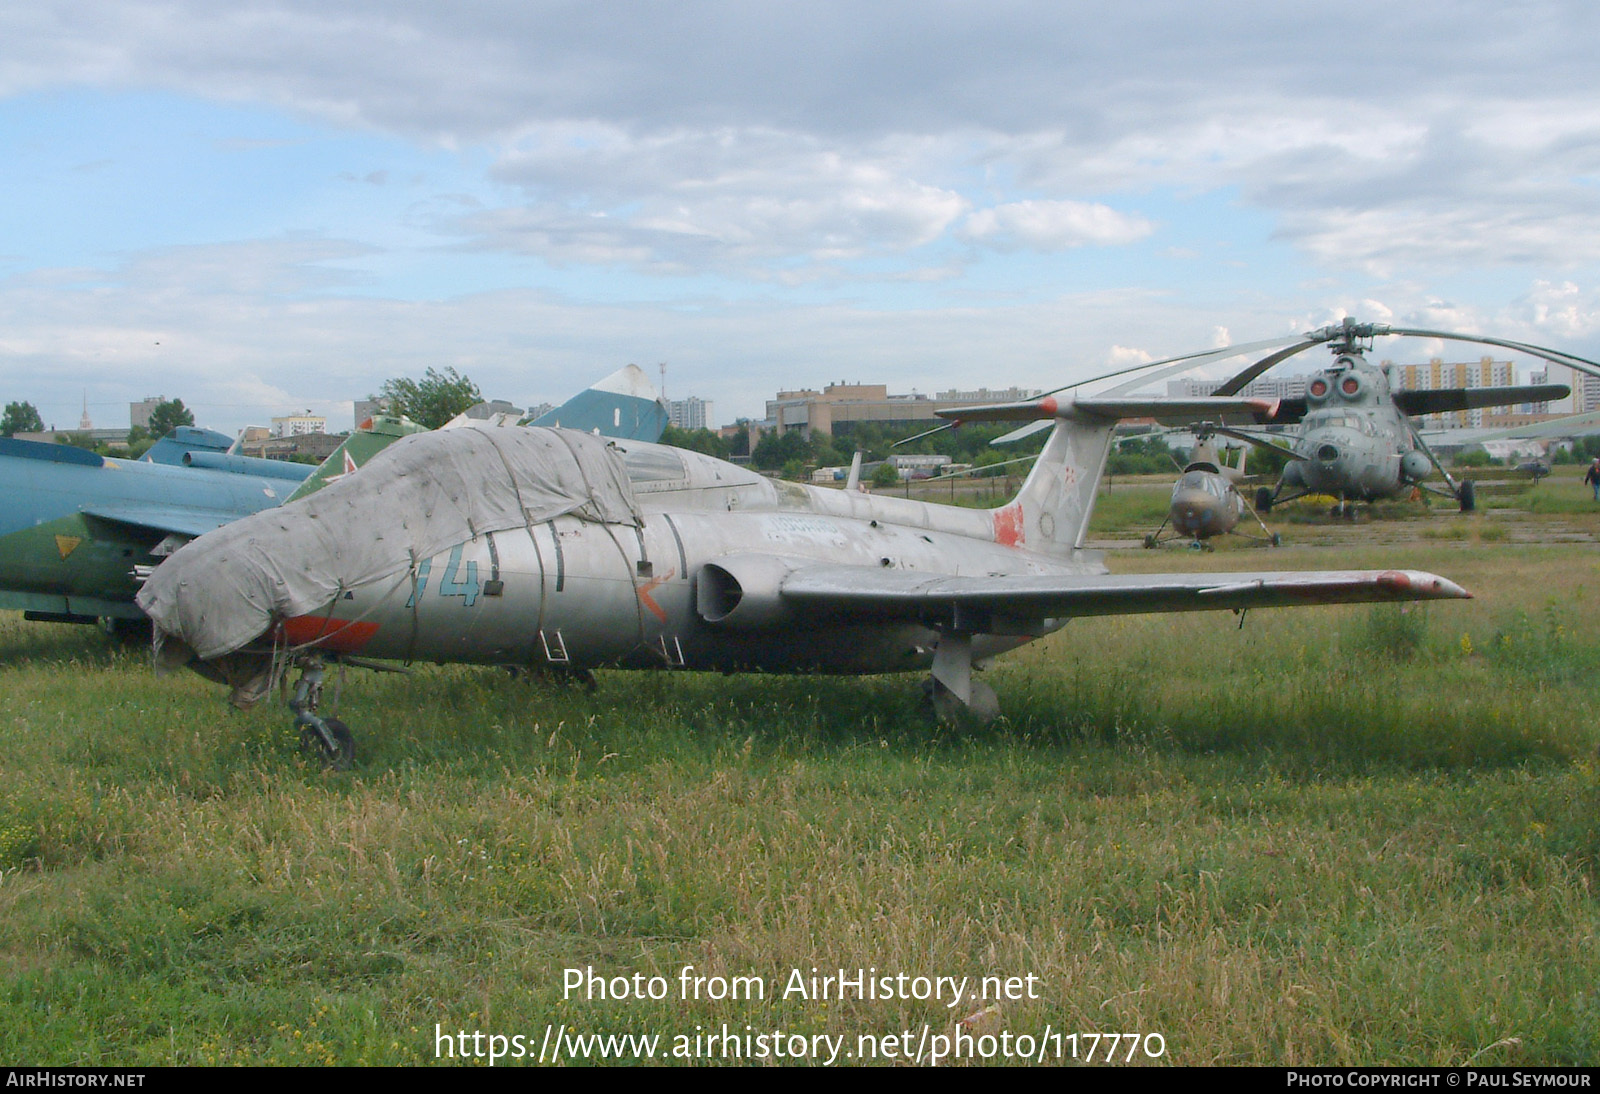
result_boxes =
[990,413,1117,557]
[967,395,1279,558]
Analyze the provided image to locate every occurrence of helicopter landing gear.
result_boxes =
[288,660,354,769]
[1457,479,1476,513]
[1255,486,1274,514]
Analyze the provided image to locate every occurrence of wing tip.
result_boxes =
[1379,570,1471,600]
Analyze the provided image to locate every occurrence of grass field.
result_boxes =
[0,533,1598,1065]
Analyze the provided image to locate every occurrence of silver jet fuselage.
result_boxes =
[138,402,1467,732]
[300,446,1078,674]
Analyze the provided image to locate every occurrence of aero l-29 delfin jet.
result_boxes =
[137,392,1468,765]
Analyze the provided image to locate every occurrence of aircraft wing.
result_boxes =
[778,566,1467,626]
[79,503,249,539]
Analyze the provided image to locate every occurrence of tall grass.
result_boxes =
[0,542,1596,1065]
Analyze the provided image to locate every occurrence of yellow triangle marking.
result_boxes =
[55,535,82,560]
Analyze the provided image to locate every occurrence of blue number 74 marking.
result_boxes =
[439,545,480,607]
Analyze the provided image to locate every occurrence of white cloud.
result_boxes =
[6,1,1599,276]
[960,200,1153,252]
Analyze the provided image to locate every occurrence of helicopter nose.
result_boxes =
[1172,491,1215,532]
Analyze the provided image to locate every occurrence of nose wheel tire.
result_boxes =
[1457,480,1476,513]
[300,718,355,770]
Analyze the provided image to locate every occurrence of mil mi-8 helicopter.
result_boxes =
[1141,426,1282,549]
[137,390,1467,765]
[1199,318,1594,514]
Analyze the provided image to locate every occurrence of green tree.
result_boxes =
[659,425,731,460]
[870,461,901,488]
[751,429,813,471]
[146,398,195,437]
[378,367,482,430]
[0,401,43,437]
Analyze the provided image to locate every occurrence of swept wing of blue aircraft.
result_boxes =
[0,435,308,628]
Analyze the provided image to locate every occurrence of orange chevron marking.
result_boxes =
[635,567,675,624]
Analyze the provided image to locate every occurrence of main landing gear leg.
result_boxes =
[927,632,999,725]
[289,659,354,769]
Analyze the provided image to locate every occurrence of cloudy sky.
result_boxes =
[4,0,1600,433]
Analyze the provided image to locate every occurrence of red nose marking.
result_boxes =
[279,615,379,652]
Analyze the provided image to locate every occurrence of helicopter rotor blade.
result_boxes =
[1093,335,1309,397]
[1212,341,1321,396]
[1379,327,1600,378]
[991,418,1055,446]
[892,421,958,448]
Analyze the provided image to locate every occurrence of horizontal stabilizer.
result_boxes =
[0,437,104,467]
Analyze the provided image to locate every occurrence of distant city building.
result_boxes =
[271,412,327,438]
[1393,356,1518,429]
[1571,367,1600,415]
[456,400,523,423]
[239,432,346,462]
[1165,375,1308,401]
[887,453,952,478]
[130,396,165,429]
[764,381,1041,438]
[353,398,391,428]
[669,396,713,431]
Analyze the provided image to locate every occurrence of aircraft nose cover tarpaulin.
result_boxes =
[137,427,642,660]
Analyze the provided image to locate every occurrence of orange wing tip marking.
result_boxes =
[279,615,380,652]
[1378,570,1471,598]
[1039,395,1059,416]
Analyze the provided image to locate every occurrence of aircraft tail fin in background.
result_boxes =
[286,415,426,503]
[526,363,669,441]
[937,395,1278,558]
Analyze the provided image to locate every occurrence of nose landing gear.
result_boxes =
[288,660,354,769]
